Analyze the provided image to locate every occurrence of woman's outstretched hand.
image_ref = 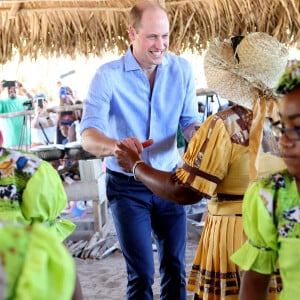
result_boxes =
[115,138,154,173]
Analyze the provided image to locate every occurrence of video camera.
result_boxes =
[23,100,33,111]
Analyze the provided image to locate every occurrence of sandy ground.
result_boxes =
[72,209,202,300]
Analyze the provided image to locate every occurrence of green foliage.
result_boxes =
[276,60,300,94]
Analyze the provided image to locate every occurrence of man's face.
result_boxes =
[279,88,300,177]
[60,124,70,138]
[8,86,17,99]
[129,8,169,69]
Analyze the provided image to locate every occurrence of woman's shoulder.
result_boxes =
[215,105,252,145]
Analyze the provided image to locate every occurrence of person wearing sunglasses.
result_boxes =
[231,60,300,300]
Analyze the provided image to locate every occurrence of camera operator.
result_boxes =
[56,86,77,144]
[31,93,58,147]
[0,80,33,149]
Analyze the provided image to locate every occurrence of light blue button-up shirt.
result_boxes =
[80,48,200,174]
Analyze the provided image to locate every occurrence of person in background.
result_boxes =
[68,100,83,143]
[197,102,205,122]
[59,119,73,145]
[0,80,33,149]
[31,93,58,146]
[114,32,288,300]
[0,129,83,299]
[231,60,300,300]
[0,222,82,300]
[56,86,76,144]
[0,129,75,241]
[80,1,202,299]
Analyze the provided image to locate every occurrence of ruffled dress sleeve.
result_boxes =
[175,114,233,197]
[231,178,279,274]
[21,160,76,241]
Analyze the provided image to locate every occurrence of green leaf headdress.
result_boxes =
[276,60,300,94]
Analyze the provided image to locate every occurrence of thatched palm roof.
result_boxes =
[1,0,300,64]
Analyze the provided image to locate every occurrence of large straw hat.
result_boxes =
[204,32,289,182]
[204,32,289,109]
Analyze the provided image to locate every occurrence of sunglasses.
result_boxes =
[271,121,300,141]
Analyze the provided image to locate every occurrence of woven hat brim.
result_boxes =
[204,40,259,109]
[204,34,289,108]
[237,32,289,89]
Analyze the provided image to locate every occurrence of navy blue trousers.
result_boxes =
[106,171,187,300]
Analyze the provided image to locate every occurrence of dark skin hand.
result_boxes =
[115,138,202,205]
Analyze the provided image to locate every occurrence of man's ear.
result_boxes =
[128,25,137,41]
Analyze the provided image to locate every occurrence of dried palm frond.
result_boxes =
[0,0,300,64]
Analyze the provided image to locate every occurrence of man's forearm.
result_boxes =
[81,128,118,158]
